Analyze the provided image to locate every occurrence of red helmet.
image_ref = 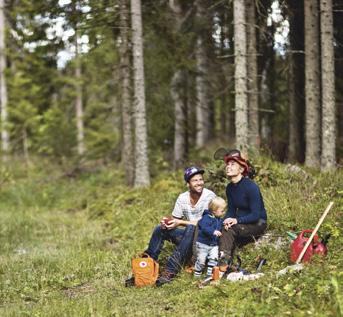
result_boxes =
[214,148,249,176]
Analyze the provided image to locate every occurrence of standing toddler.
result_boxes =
[194,197,226,278]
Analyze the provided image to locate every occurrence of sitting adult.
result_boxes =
[218,150,267,269]
[130,166,216,286]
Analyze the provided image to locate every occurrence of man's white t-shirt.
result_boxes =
[172,188,216,222]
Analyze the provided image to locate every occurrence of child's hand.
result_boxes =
[213,230,222,237]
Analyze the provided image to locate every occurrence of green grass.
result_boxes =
[0,157,342,316]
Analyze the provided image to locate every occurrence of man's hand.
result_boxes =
[223,217,237,230]
[213,230,222,237]
[165,218,180,230]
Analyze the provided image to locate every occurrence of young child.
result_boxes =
[194,197,227,278]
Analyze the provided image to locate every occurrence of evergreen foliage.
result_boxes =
[0,0,341,165]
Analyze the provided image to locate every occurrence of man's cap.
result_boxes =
[184,166,205,182]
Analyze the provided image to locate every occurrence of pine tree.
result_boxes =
[168,0,188,169]
[171,69,187,169]
[6,0,63,158]
[246,0,259,150]
[194,0,210,148]
[257,0,273,145]
[288,48,298,162]
[304,0,321,167]
[119,0,134,185]
[287,0,305,163]
[218,7,234,140]
[75,28,85,157]
[0,0,9,158]
[233,0,248,151]
[320,0,336,170]
[131,0,150,187]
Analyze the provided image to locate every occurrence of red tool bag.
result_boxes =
[290,230,327,263]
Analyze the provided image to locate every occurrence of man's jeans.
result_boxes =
[145,224,196,275]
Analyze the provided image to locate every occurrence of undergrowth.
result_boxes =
[0,156,342,316]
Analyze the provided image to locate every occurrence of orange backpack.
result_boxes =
[131,256,159,287]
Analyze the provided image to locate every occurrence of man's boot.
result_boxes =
[155,271,176,287]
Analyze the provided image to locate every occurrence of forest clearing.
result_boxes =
[0,0,342,316]
[0,157,342,316]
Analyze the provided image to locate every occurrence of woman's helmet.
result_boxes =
[214,148,256,179]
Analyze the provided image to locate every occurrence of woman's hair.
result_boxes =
[209,197,227,211]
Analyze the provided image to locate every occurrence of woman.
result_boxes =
[218,150,267,269]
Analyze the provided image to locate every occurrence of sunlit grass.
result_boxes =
[0,157,342,316]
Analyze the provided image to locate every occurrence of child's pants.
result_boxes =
[194,242,218,277]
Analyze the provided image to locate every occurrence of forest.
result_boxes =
[0,0,342,316]
[0,0,341,180]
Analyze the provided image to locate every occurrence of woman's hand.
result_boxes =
[223,217,237,230]
[213,230,222,237]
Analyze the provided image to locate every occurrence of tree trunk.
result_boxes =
[194,0,210,148]
[119,0,134,186]
[267,25,276,140]
[222,62,235,140]
[288,52,299,162]
[287,0,305,163]
[304,0,321,167]
[219,77,227,136]
[320,0,336,170]
[131,0,150,187]
[220,7,234,140]
[75,29,85,156]
[169,0,189,168]
[0,0,9,159]
[233,0,248,151]
[246,0,259,150]
[22,127,30,167]
[186,71,194,150]
[257,0,273,146]
[171,69,187,169]
[260,60,273,146]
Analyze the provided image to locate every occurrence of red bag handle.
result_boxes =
[299,230,319,243]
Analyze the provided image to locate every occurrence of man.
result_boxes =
[130,166,216,286]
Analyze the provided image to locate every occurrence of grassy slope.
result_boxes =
[0,158,342,317]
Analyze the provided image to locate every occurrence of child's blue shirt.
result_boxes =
[197,210,223,246]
